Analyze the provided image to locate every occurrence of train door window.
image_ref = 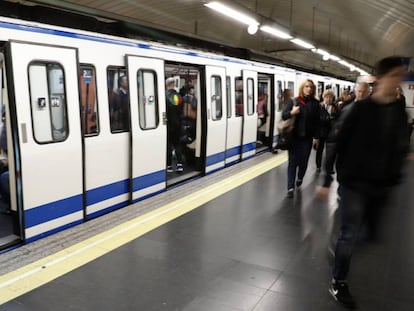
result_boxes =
[246,78,254,115]
[107,67,130,133]
[80,65,99,136]
[277,80,283,111]
[335,84,340,99]
[235,77,243,116]
[287,81,295,94]
[210,75,222,120]
[318,81,324,100]
[28,62,68,143]
[137,69,159,129]
[226,76,231,118]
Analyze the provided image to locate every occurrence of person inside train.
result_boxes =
[0,104,10,214]
[182,84,197,146]
[282,79,320,198]
[166,77,185,173]
[110,75,130,132]
[315,89,335,173]
[257,91,268,128]
[316,57,409,308]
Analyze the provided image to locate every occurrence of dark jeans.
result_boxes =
[315,137,326,169]
[287,137,313,190]
[333,184,389,280]
[167,127,184,166]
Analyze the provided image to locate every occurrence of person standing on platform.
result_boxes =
[316,57,409,308]
[282,79,320,198]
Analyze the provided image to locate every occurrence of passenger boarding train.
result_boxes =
[0,15,354,249]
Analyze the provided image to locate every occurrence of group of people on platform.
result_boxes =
[280,56,411,308]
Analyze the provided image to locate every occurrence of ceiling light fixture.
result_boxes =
[260,25,292,39]
[290,38,315,49]
[204,1,259,26]
[247,24,259,35]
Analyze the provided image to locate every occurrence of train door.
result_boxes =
[205,65,227,173]
[272,75,284,149]
[256,74,273,153]
[241,70,257,160]
[127,55,167,201]
[5,41,83,242]
[225,74,243,166]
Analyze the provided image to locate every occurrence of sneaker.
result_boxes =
[176,163,184,173]
[296,179,303,187]
[329,280,356,309]
[287,188,294,198]
[167,166,174,173]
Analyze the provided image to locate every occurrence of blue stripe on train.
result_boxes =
[132,170,165,192]
[25,194,83,228]
[225,145,242,158]
[86,179,130,206]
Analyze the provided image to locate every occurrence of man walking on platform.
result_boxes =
[316,57,410,308]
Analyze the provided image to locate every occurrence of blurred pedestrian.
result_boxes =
[316,57,409,308]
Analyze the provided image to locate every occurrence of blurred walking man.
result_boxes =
[316,57,410,308]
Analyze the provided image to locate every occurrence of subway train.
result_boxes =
[0,15,354,249]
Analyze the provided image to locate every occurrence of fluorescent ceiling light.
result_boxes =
[316,48,329,56]
[329,55,340,61]
[290,38,315,49]
[205,1,259,26]
[260,25,292,39]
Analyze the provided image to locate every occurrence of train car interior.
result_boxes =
[256,74,274,153]
[164,63,203,186]
[0,48,22,249]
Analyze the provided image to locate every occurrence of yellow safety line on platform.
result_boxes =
[0,153,287,304]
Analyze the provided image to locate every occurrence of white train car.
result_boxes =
[0,16,353,248]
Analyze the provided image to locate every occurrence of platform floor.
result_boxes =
[0,151,413,311]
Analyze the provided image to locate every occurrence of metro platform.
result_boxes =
[0,151,413,311]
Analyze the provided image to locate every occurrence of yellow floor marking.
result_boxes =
[0,153,287,304]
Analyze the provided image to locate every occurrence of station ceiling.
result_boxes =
[4,0,413,81]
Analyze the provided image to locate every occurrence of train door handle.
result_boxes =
[21,123,27,143]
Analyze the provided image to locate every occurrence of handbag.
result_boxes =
[276,116,295,150]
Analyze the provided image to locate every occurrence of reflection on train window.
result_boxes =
[287,81,295,95]
[107,67,130,133]
[137,70,159,130]
[28,62,68,143]
[235,77,243,117]
[226,76,231,118]
[277,80,283,111]
[80,65,99,136]
[210,75,222,120]
[246,78,254,115]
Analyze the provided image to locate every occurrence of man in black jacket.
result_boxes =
[316,57,409,308]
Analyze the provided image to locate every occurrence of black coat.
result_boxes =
[282,96,320,139]
[323,96,409,189]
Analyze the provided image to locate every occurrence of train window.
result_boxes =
[318,81,324,100]
[246,78,254,115]
[235,77,243,117]
[287,81,295,94]
[210,76,222,120]
[80,65,99,136]
[277,80,283,111]
[226,76,231,118]
[107,67,130,133]
[28,62,68,143]
[137,70,159,129]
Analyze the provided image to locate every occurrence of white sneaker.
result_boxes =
[176,163,184,172]
[167,166,173,173]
